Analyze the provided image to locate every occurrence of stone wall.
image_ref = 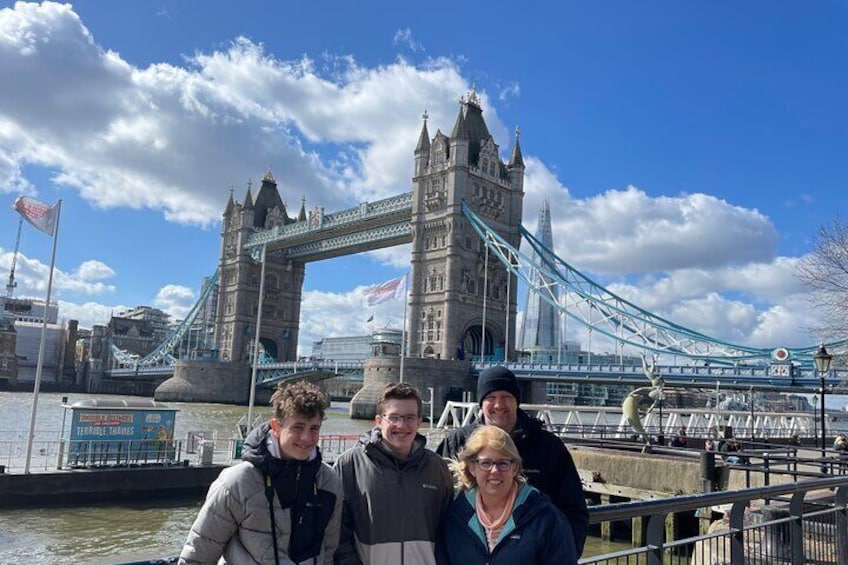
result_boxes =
[350,357,472,420]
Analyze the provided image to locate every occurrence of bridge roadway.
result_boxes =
[108,358,847,394]
[109,359,848,393]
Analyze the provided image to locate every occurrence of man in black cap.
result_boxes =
[436,366,589,556]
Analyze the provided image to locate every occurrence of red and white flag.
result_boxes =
[12,196,59,236]
[366,274,408,306]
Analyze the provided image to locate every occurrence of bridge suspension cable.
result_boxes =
[461,202,846,366]
[109,268,220,369]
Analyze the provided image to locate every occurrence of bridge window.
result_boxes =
[265,274,279,290]
[489,161,496,176]
[481,158,488,174]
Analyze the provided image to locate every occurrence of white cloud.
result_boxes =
[73,260,115,281]
[0,249,116,296]
[153,284,196,320]
[0,2,827,359]
[393,28,424,53]
[0,4,477,225]
[57,300,124,329]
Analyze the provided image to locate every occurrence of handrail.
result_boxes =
[590,474,848,523]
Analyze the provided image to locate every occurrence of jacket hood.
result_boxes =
[241,421,272,465]
[241,420,323,470]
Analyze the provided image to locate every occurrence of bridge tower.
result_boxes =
[350,90,526,418]
[215,173,306,364]
[408,90,525,362]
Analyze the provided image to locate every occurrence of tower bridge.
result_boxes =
[95,89,846,416]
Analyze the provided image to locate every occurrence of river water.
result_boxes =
[0,391,628,564]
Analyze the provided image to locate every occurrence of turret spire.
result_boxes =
[508,125,524,168]
[415,109,431,154]
[244,179,254,209]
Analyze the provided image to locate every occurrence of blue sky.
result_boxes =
[0,1,845,358]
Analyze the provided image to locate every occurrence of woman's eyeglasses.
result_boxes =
[473,458,514,472]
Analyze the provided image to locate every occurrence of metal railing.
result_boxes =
[0,434,239,472]
[582,475,848,564]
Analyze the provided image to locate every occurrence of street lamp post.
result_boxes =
[814,343,833,464]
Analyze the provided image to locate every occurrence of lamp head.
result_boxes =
[814,343,833,375]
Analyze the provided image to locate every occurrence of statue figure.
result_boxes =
[622,353,665,452]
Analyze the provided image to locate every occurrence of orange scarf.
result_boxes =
[475,483,518,551]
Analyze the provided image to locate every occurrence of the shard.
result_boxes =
[517,199,561,361]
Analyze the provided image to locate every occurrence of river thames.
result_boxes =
[0,391,627,564]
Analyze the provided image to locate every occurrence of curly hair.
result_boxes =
[448,425,526,491]
[376,382,422,415]
[271,380,328,421]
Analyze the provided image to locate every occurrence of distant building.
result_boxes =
[0,296,73,385]
[517,199,560,360]
[0,296,58,324]
[117,306,172,343]
[0,316,16,386]
[312,329,402,362]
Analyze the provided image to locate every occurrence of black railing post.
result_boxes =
[789,491,805,564]
[700,451,716,492]
[835,486,848,565]
[646,512,667,565]
[728,500,747,564]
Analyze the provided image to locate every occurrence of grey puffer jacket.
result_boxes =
[333,428,453,565]
[179,422,343,565]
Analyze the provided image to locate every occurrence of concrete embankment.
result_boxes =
[0,465,226,508]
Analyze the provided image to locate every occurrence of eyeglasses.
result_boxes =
[473,458,514,472]
[381,414,420,425]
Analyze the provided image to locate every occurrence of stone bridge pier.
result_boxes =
[350,358,472,420]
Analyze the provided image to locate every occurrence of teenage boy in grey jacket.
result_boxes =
[180,381,342,565]
[334,382,453,565]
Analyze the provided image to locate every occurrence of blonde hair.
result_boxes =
[448,425,526,491]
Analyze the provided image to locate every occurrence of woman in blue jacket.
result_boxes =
[438,425,577,564]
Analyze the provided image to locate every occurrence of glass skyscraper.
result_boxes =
[517,199,562,362]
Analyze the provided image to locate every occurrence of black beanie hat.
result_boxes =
[477,366,521,406]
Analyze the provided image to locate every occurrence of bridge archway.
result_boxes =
[459,324,498,360]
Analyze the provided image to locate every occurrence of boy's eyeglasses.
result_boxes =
[381,414,420,425]
[473,458,514,472]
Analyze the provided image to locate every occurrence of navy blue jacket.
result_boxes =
[436,409,589,556]
[437,484,577,565]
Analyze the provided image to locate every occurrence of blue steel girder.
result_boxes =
[487,362,848,393]
[461,202,848,367]
[244,192,413,261]
[110,268,220,370]
[256,360,365,385]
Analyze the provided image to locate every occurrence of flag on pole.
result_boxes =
[12,196,59,236]
[366,314,374,323]
[365,273,407,306]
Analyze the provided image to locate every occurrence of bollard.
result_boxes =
[700,451,716,492]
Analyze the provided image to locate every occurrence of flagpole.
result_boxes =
[246,243,267,434]
[24,200,62,474]
[481,243,489,365]
[399,273,408,383]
